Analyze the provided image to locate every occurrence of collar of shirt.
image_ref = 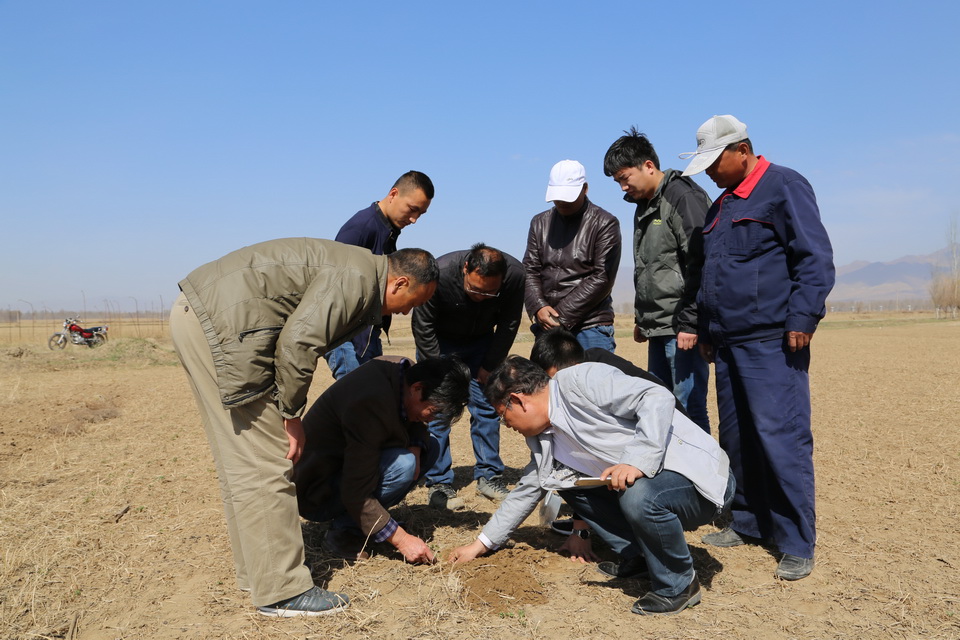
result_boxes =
[730,155,771,199]
[375,202,402,236]
[553,197,590,219]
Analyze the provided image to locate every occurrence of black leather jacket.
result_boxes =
[522,199,621,330]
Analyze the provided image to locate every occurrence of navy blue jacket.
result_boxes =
[698,158,834,346]
[335,202,400,351]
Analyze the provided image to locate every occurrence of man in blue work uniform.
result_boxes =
[324,170,434,379]
[679,115,834,581]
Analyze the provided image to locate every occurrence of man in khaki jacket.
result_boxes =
[169,238,438,617]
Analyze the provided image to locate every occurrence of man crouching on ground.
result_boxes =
[448,356,734,616]
[294,356,470,564]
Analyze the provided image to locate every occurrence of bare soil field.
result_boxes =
[1,315,958,640]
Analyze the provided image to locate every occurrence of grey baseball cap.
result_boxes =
[679,115,749,176]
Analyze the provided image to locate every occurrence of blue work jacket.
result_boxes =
[698,157,835,346]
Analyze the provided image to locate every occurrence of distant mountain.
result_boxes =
[829,246,954,303]
[611,246,955,310]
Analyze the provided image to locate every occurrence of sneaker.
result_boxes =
[775,554,815,580]
[597,555,649,579]
[428,483,465,510]
[631,576,701,616]
[257,586,350,617]
[476,475,509,501]
[701,527,747,547]
[322,528,370,561]
[550,518,575,535]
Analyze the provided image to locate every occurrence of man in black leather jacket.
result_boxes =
[523,159,622,351]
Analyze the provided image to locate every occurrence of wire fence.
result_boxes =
[0,315,168,345]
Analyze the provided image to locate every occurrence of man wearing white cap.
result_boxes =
[679,115,835,581]
[522,160,621,351]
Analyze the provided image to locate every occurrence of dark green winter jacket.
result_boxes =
[630,169,711,337]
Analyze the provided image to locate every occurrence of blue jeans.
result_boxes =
[647,336,711,433]
[531,323,617,352]
[324,329,383,380]
[575,324,616,352]
[303,447,425,533]
[560,470,735,597]
[422,336,504,486]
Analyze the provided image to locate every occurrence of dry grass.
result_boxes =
[1,316,959,639]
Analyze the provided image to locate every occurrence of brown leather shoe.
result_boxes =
[322,528,370,561]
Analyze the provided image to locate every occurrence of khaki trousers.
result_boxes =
[169,292,314,607]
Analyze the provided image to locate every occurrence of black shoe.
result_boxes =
[631,577,701,616]
[322,528,370,561]
[257,586,350,617]
[597,555,648,579]
[775,554,814,580]
[701,527,746,547]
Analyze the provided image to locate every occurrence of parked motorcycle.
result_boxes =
[48,317,109,350]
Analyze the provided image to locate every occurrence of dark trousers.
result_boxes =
[714,337,816,558]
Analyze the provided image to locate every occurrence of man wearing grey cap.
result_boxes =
[679,115,835,581]
[522,159,621,351]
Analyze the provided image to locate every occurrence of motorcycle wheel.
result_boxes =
[48,333,67,350]
[88,335,105,349]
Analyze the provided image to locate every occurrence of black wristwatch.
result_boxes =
[571,528,591,540]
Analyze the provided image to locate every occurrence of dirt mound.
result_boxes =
[454,547,551,614]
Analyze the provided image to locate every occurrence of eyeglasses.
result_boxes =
[464,283,500,298]
[497,401,512,426]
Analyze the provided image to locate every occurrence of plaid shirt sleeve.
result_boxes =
[371,516,399,544]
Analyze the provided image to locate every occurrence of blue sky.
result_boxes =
[2,1,958,313]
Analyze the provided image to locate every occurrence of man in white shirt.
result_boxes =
[448,356,734,616]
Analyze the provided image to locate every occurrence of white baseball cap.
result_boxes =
[679,115,749,176]
[545,159,587,202]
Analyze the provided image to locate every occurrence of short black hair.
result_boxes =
[603,126,660,175]
[387,248,440,286]
[484,355,550,408]
[405,355,471,424]
[393,170,435,200]
[464,243,507,278]
[530,328,584,372]
[725,138,754,154]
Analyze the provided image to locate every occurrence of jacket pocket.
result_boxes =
[237,326,283,342]
[728,205,775,258]
[222,326,284,406]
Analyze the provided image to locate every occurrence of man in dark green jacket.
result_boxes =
[170,238,438,617]
[604,129,712,432]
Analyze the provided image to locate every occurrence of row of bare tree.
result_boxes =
[929,219,959,318]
